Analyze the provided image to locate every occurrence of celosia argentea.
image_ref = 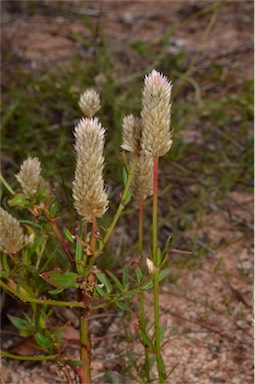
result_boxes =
[141,69,173,158]
[0,207,24,254]
[72,117,109,222]
[15,157,42,198]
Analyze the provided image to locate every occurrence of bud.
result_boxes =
[0,208,24,254]
[141,69,173,157]
[146,258,156,275]
[16,157,42,198]
[130,153,153,200]
[121,115,142,154]
[73,117,109,222]
[79,89,101,117]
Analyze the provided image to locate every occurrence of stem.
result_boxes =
[99,155,138,252]
[138,198,150,382]
[0,280,84,308]
[0,350,58,361]
[0,173,15,195]
[152,156,165,383]
[154,268,164,382]
[152,157,158,265]
[45,210,77,272]
[79,218,96,384]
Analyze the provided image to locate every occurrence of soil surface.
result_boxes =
[1,1,253,383]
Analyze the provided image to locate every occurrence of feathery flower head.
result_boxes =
[121,114,142,154]
[16,157,42,198]
[0,208,24,254]
[73,117,109,222]
[79,89,101,117]
[130,153,153,200]
[141,69,173,157]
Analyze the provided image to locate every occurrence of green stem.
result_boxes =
[79,218,96,384]
[0,350,58,361]
[99,155,138,253]
[152,157,158,265]
[138,198,150,382]
[0,280,84,308]
[152,156,165,383]
[0,173,15,195]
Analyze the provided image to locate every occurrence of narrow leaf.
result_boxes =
[158,268,171,282]
[159,324,166,341]
[136,267,143,284]
[8,315,28,331]
[63,228,74,244]
[96,285,107,299]
[35,333,51,349]
[115,301,131,312]
[106,270,123,292]
[40,271,78,289]
[8,194,29,207]
[96,272,113,293]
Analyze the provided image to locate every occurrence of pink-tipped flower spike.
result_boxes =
[15,157,42,198]
[79,89,101,118]
[0,208,24,254]
[141,69,173,157]
[73,117,109,222]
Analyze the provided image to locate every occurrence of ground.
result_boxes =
[1,1,253,383]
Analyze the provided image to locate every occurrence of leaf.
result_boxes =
[96,272,113,293]
[106,270,123,292]
[34,332,52,349]
[122,166,128,185]
[115,301,131,312]
[95,285,108,299]
[8,194,29,207]
[75,239,83,261]
[8,315,28,331]
[66,360,84,367]
[136,267,143,284]
[40,271,78,289]
[158,352,167,380]
[158,268,171,282]
[159,324,166,341]
[49,288,64,295]
[141,280,153,290]
[124,191,131,205]
[134,323,155,353]
[122,267,129,290]
[63,228,75,244]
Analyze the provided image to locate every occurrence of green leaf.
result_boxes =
[49,288,64,295]
[106,270,123,292]
[8,194,29,207]
[115,301,131,312]
[122,166,128,185]
[35,332,52,349]
[159,324,166,341]
[135,324,155,353]
[96,285,108,299]
[141,280,153,290]
[158,352,167,380]
[158,268,171,282]
[66,360,84,367]
[127,351,137,368]
[63,228,75,244]
[124,191,131,205]
[40,271,78,289]
[122,267,129,290]
[8,315,28,330]
[75,239,83,261]
[75,239,84,274]
[136,267,143,284]
[96,272,113,294]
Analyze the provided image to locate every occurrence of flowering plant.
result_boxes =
[1,70,175,383]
